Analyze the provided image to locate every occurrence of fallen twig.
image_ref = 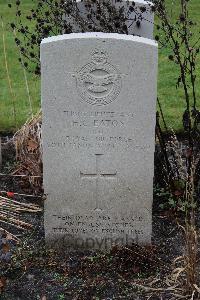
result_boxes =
[0,194,42,239]
[0,173,41,178]
[0,190,43,198]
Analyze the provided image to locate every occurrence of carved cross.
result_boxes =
[80,154,117,211]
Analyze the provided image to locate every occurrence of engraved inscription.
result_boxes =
[51,213,147,248]
[52,214,146,235]
[46,109,150,151]
[63,111,135,118]
[47,136,150,151]
[76,49,122,106]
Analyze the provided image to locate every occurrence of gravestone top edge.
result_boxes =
[74,0,153,5]
[41,32,157,47]
[132,0,153,4]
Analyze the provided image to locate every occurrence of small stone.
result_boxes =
[27,274,35,280]
[2,238,7,244]
[4,252,12,262]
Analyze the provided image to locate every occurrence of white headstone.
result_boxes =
[41,32,158,250]
[65,0,154,39]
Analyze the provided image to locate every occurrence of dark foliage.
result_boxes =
[9,0,150,74]
[153,0,200,207]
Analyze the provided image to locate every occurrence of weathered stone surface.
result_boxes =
[41,32,158,250]
[115,0,154,38]
[64,0,154,39]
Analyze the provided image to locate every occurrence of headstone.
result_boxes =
[114,0,154,38]
[41,32,158,250]
[65,0,154,39]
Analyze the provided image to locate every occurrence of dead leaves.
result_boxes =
[13,110,42,193]
[0,232,14,294]
[2,243,10,254]
[0,277,6,293]
[27,138,38,153]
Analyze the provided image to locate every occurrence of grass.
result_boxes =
[156,0,200,130]
[0,0,39,133]
[0,0,200,133]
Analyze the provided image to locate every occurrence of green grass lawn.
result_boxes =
[0,0,39,133]
[0,0,200,133]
